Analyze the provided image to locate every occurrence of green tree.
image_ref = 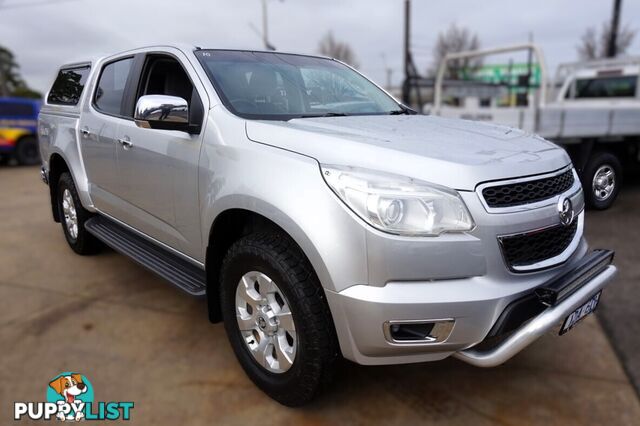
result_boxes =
[0,45,42,99]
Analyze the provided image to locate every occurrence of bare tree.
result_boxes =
[431,23,481,78]
[577,22,636,60]
[318,31,360,69]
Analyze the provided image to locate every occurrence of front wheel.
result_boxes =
[583,152,622,210]
[220,231,338,406]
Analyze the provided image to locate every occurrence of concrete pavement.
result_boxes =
[1,165,639,425]
[585,172,640,394]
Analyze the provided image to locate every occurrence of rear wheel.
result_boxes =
[15,136,40,166]
[56,172,102,255]
[220,231,338,406]
[583,152,622,210]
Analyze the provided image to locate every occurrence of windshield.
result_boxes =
[195,50,401,120]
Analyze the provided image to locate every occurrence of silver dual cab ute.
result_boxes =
[38,45,617,406]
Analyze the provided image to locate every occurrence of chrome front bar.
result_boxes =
[453,264,617,367]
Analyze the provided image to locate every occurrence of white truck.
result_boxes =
[429,44,640,209]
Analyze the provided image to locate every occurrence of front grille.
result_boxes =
[482,169,574,208]
[499,220,578,270]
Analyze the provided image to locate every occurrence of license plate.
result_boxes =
[559,291,602,335]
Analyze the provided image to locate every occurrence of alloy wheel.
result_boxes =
[62,189,78,240]
[235,271,297,373]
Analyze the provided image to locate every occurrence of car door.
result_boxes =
[79,56,135,216]
[114,52,206,260]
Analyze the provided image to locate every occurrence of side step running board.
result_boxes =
[85,216,206,296]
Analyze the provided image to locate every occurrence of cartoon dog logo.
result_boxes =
[49,374,87,421]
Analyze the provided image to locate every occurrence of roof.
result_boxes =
[57,44,335,69]
[555,56,640,82]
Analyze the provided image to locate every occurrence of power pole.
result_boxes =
[401,0,422,107]
[607,0,622,58]
[402,0,411,103]
[260,0,277,51]
[249,0,279,50]
[261,0,270,50]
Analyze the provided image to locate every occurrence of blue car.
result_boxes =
[0,97,41,165]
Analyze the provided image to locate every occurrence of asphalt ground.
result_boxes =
[584,172,640,395]
[1,165,639,425]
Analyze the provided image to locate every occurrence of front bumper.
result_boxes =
[454,250,616,367]
[326,246,616,366]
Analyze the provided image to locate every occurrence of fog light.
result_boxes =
[384,319,455,344]
[389,323,434,341]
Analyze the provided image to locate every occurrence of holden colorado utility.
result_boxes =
[38,45,617,406]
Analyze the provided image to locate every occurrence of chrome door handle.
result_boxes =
[117,137,133,149]
[80,127,91,137]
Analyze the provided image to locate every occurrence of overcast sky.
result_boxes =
[1,0,639,93]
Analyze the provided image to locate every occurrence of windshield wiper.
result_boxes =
[389,105,418,115]
[298,112,350,118]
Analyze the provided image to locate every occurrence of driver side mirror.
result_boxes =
[134,95,189,132]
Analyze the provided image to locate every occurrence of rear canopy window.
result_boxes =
[47,66,90,105]
[574,75,637,98]
[0,102,35,117]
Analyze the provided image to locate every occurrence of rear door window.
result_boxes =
[47,66,91,105]
[94,57,134,116]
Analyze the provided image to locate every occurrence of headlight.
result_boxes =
[321,165,474,236]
